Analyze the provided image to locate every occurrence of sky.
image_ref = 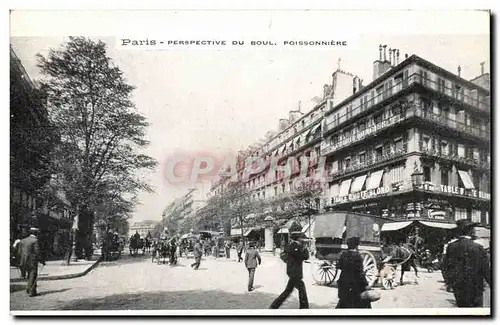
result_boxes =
[10,10,490,223]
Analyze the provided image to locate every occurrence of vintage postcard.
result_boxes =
[9,9,491,316]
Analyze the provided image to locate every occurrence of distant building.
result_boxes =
[129,220,157,238]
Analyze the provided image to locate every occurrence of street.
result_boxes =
[10,251,490,311]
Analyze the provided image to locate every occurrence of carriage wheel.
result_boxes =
[311,261,336,286]
[380,264,396,290]
[360,251,378,287]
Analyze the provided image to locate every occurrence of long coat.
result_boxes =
[336,249,371,308]
[284,241,309,279]
[443,237,490,297]
[19,235,40,270]
[244,248,261,269]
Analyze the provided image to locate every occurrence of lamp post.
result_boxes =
[410,165,424,220]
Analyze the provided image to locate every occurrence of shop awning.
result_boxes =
[458,170,475,189]
[366,170,384,190]
[381,221,413,232]
[307,123,321,139]
[339,179,352,197]
[277,228,288,234]
[314,212,347,238]
[350,174,368,193]
[419,221,457,229]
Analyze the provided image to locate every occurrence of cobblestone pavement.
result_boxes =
[10,251,490,311]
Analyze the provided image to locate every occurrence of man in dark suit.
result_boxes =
[443,220,491,307]
[270,231,309,309]
[191,239,203,270]
[19,227,43,297]
[244,241,261,292]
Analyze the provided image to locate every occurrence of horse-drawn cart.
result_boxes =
[308,211,396,290]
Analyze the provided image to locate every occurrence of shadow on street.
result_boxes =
[58,289,325,310]
[97,254,152,268]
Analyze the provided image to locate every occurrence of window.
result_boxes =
[485,212,489,225]
[471,210,481,223]
[375,146,383,161]
[358,122,366,133]
[422,135,430,151]
[333,134,339,145]
[386,79,393,97]
[454,207,468,221]
[374,113,383,125]
[440,141,449,156]
[344,127,353,139]
[423,166,431,182]
[394,138,403,153]
[344,157,351,169]
[441,168,449,186]
[359,152,366,165]
[419,69,428,86]
[438,78,446,93]
[363,95,368,110]
[391,165,404,183]
[402,70,409,88]
[383,142,391,156]
[346,105,353,119]
[457,144,465,158]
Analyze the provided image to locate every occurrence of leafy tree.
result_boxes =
[36,37,157,257]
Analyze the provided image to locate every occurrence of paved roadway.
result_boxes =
[10,251,490,311]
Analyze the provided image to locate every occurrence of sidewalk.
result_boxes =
[10,258,101,283]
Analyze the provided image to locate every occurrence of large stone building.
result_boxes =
[322,46,490,227]
[129,220,157,238]
[210,45,490,251]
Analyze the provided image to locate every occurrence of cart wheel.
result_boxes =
[360,251,378,287]
[311,261,336,286]
[380,264,396,290]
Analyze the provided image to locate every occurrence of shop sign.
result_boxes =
[439,185,490,200]
[334,186,391,204]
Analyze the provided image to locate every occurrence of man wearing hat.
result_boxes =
[270,230,309,309]
[443,220,491,307]
[19,227,43,297]
[244,241,261,292]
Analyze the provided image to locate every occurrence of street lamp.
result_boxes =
[410,164,424,220]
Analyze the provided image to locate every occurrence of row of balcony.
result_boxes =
[321,104,490,157]
[420,147,491,170]
[324,73,489,135]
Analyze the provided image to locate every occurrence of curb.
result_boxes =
[10,258,102,283]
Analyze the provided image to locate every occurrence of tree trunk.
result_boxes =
[76,205,95,259]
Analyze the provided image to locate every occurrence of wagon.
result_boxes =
[308,211,395,289]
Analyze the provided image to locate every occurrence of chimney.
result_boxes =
[480,62,485,75]
[352,77,357,94]
[405,53,409,59]
[391,49,395,66]
[378,44,383,61]
[396,50,400,65]
[383,45,387,61]
[457,65,461,77]
[388,48,392,65]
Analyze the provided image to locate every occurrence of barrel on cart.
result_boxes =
[309,211,395,289]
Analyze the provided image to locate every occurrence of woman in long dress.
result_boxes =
[336,237,372,308]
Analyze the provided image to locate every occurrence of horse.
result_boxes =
[129,236,145,256]
[381,243,419,286]
[144,238,152,253]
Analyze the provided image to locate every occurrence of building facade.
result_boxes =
[129,220,157,238]
[10,46,73,259]
[322,47,490,227]
[209,45,490,251]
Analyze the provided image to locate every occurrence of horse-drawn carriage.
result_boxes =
[129,235,145,256]
[151,238,178,265]
[309,211,398,290]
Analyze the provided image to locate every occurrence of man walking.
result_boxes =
[270,231,309,309]
[191,239,203,270]
[244,241,261,292]
[443,220,491,307]
[19,227,44,297]
[237,240,244,262]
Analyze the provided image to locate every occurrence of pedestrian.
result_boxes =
[336,237,372,309]
[13,228,29,278]
[443,220,491,307]
[237,240,244,262]
[245,241,261,292]
[190,239,203,270]
[272,242,276,256]
[225,240,231,259]
[19,227,44,297]
[270,231,309,309]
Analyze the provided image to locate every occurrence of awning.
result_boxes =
[350,174,368,193]
[419,221,457,229]
[314,212,347,238]
[381,221,413,232]
[308,123,321,138]
[474,227,490,239]
[366,170,384,190]
[339,179,352,197]
[458,170,475,189]
[244,228,254,237]
[230,228,248,236]
[277,228,289,234]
